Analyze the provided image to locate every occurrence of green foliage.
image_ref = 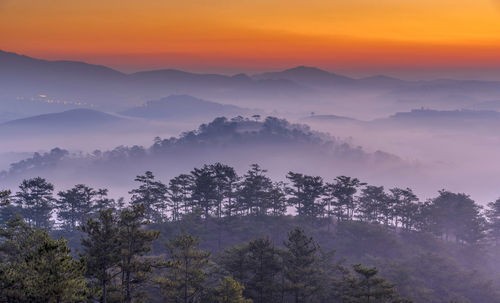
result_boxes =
[15,177,55,229]
[129,171,169,223]
[57,184,98,231]
[0,189,17,225]
[118,204,160,302]
[159,233,211,303]
[237,164,275,216]
[326,176,366,221]
[357,186,389,224]
[168,174,193,221]
[214,277,252,303]
[389,188,420,231]
[80,208,121,303]
[282,228,321,303]
[3,165,500,302]
[347,264,402,303]
[0,217,88,302]
[286,172,325,218]
[486,198,500,245]
[219,237,282,303]
[423,191,485,244]
[191,165,219,219]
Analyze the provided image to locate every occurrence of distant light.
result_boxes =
[39,94,47,98]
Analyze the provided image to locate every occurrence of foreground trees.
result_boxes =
[57,184,98,231]
[159,234,211,302]
[80,209,120,303]
[348,265,407,303]
[283,228,321,303]
[423,191,485,244]
[3,163,500,302]
[15,177,55,229]
[0,217,87,302]
[129,171,168,223]
[4,163,497,248]
[80,205,159,303]
[1,204,494,302]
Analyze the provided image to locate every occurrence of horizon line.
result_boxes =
[3,48,500,82]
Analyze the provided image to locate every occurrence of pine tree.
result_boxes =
[159,233,211,303]
[168,174,194,221]
[486,198,500,246]
[269,182,288,216]
[80,209,121,303]
[191,165,219,219]
[389,188,419,230]
[0,190,17,225]
[286,172,325,218]
[218,244,251,283]
[349,264,401,303]
[24,237,88,302]
[236,164,274,216]
[211,163,238,218]
[328,176,366,221]
[117,204,160,302]
[93,188,119,214]
[15,177,55,229]
[129,171,169,223]
[57,184,97,231]
[357,186,388,224]
[283,228,320,303]
[214,277,252,303]
[425,191,485,244]
[244,237,282,303]
[0,217,88,302]
[219,237,282,303]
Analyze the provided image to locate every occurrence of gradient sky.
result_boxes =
[2,0,500,78]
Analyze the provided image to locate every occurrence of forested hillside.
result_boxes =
[1,163,500,302]
[0,116,403,194]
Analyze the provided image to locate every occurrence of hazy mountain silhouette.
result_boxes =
[0,50,126,105]
[253,65,355,86]
[304,114,358,122]
[0,108,127,134]
[0,50,307,110]
[0,111,24,124]
[0,50,125,80]
[0,116,405,191]
[357,75,410,88]
[367,108,500,133]
[470,100,500,111]
[5,49,500,116]
[120,94,250,120]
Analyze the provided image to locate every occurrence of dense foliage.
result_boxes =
[0,116,398,179]
[1,163,500,302]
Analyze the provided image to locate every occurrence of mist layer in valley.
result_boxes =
[2,50,500,203]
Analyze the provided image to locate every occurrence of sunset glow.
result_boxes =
[2,0,500,76]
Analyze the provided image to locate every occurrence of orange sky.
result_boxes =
[2,0,500,77]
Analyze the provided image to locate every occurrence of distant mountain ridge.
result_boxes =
[0,116,403,184]
[0,108,126,134]
[4,49,500,114]
[0,50,307,110]
[252,66,355,86]
[388,108,500,121]
[120,94,250,120]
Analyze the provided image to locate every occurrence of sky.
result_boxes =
[2,0,500,78]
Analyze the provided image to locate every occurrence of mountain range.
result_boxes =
[120,94,250,120]
[0,108,127,135]
[3,49,500,115]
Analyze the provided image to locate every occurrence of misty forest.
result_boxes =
[3,51,500,303]
[4,1,500,300]
[2,161,500,302]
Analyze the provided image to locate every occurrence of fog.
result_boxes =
[2,50,500,205]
